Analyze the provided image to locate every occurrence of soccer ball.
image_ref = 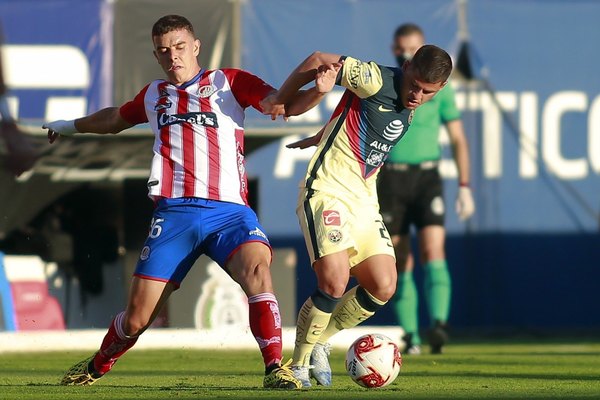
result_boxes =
[345,333,402,388]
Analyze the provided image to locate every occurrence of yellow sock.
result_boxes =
[292,297,332,367]
[318,286,386,344]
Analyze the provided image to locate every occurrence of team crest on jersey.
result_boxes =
[322,210,341,226]
[327,229,343,243]
[365,149,385,167]
[198,84,217,98]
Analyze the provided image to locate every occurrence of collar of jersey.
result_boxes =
[176,69,205,90]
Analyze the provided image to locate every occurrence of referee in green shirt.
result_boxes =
[378,23,475,354]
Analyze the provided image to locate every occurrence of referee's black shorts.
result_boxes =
[377,162,445,236]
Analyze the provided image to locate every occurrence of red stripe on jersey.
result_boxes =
[344,94,365,177]
[119,84,150,125]
[220,68,275,111]
[328,90,349,123]
[177,90,196,197]
[199,82,220,199]
[234,128,248,204]
[158,82,174,197]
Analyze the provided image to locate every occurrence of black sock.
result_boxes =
[265,362,280,375]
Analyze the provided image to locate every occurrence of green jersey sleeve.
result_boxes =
[438,83,461,123]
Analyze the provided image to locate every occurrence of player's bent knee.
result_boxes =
[231,261,273,295]
[123,322,147,337]
[123,315,151,337]
[364,279,396,303]
[318,281,348,298]
[381,276,398,301]
[377,284,396,302]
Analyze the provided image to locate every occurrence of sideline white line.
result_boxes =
[0,326,404,353]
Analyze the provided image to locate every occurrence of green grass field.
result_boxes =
[1,340,599,399]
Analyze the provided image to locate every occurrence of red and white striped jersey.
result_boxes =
[119,68,274,205]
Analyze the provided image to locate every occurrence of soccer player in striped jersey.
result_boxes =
[43,14,336,390]
[268,46,452,387]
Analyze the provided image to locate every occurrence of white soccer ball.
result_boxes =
[345,333,402,388]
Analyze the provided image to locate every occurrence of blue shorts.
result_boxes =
[134,197,271,287]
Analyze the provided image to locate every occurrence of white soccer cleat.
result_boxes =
[310,342,332,386]
[406,344,422,355]
[290,365,312,388]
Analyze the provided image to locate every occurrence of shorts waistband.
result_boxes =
[384,160,439,171]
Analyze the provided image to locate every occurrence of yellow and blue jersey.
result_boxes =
[302,56,414,200]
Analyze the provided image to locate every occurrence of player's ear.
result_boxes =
[153,50,159,63]
[194,39,201,57]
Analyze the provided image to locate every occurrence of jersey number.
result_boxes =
[149,218,165,239]
[376,219,393,248]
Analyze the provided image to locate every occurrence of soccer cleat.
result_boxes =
[406,344,422,355]
[60,354,104,386]
[428,321,449,354]
[263,360,303,389]
[310,342,332,386]
[400,333,422,355]
[290,365,312,388]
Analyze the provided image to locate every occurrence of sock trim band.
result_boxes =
[248,292,278,304]
[356,286,385,312]
[310,287,340,313]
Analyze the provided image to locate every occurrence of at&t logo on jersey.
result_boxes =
[369,140,392,152]
[382,120,404,141]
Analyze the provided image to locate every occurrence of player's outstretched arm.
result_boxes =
[285,62,342,117]
[43,107,134,144]
[276,51,343,105]
[260,60,342,120]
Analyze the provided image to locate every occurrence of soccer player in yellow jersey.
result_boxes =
[267,45,453,387]
[379,24,475,356]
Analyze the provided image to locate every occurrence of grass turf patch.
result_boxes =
[1,341,599,399]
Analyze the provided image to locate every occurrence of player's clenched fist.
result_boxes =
[259,93,287,121]
[42,120,78,143]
